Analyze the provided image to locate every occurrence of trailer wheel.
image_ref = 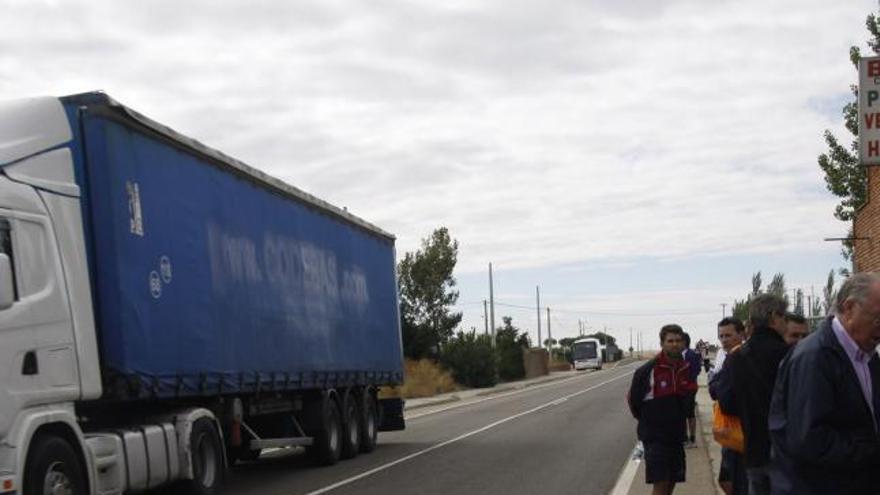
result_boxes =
[307,398,343,466]
[24,434,86,495]
[341,394,361,459]
[359,393,379,453]
[180,419,224,495]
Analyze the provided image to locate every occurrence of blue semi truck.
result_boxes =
[0,92,405,495]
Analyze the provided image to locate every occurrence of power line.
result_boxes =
[491,300,716,317]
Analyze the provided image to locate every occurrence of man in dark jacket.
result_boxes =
[768,273,880,494]
[628,324,697,495]
[717,293,788,495]
[682,332,702,447]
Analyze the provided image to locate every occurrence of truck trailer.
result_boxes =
[0,92,405,495]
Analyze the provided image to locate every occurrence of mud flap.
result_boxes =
[378,397,405,431]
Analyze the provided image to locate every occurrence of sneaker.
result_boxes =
[685,440,698,449]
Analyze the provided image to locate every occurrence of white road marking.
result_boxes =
[407,361,641,420]
[608,442,642,495]
[301,371,635,495]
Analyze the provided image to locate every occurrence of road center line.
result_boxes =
[301,370,635,495]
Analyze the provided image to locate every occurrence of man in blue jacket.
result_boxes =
[768,273,880,494]
[682,332,702,447]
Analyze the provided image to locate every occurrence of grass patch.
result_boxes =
[548,359,572,372]
[399,359,460,398]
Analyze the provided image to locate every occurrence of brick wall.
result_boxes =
[855,165,880,272]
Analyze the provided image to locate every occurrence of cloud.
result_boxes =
[0,0,871,280]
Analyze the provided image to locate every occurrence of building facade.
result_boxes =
[854,166,880,272]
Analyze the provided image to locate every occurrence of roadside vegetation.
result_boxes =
[399,359,459,399]
[397,227,535,395]
[730,270,836,331]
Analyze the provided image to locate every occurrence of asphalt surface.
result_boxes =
[173,363,639,495]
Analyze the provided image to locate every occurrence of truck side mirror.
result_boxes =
[0,253,14,310]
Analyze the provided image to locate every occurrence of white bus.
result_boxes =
[572,338,603,370]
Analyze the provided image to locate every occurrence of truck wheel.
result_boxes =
[341,395,361,459]
[24,435,86,495]
[308,398,343,466]
[180,418,224,495]
[359,394,379,453]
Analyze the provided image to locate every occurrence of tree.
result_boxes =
[732,298,749,321]
[543,338,558,348]
[732,271,763,320]
[558,337,577,348]
[818,13,880,260]
[767,273,787,301]
[584,332,616,346]
[793,288,804,316]
[440,330,497,388]
[811,296,823,319]
[398,227,462,359]
[823,269,837,315]
[495,316,529,381]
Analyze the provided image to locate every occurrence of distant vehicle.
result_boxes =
[572,338,603,370]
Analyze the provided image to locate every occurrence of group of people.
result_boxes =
[627,272,880,495]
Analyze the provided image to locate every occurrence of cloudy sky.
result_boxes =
[1,0,872,346]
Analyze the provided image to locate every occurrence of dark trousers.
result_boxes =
[746,465,771,495]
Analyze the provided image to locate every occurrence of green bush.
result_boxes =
[496,319,529,381]
[441,331,497,388]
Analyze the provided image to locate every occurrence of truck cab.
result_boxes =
[0,96,104,495]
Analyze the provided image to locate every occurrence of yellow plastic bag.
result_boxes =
[713,402,744,453]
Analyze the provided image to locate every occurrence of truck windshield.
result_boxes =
[572,342,597,360]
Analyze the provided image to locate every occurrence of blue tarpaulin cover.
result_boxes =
[61,94,403,400]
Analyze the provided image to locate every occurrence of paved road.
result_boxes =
[203,364,638,495]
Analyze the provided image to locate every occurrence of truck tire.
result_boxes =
[341,393,361,459]
[307,398,343,466]
[179,418,224,495]
[24,434,86,495]
[359,393,379,453]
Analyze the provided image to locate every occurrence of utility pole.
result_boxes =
[720,303,727,318]
[546,307,552,351]
[629,327,633,356]
[483,300,489,335]
[489,263,496,346]
[536,286,542,349]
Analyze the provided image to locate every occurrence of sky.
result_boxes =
[0,0,873,347]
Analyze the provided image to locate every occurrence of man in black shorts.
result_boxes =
[681,332,702,447]
[628,324,697,495]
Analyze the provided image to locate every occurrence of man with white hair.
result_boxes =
[768,272,880,494]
